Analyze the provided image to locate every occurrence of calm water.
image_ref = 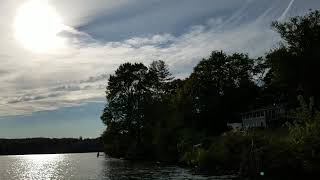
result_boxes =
[0,153,236,180]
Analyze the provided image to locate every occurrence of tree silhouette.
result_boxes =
[267,10,320,106]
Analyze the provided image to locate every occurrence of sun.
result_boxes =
[14,0,66,53]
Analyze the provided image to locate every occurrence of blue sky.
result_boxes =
[0,102,105,138]
[0,0,319,138]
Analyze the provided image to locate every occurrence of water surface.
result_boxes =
[0,153,235,179]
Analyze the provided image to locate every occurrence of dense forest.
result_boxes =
[0,138,102,155]
[101,10,320,177]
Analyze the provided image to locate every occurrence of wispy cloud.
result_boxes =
[0,0,319,117]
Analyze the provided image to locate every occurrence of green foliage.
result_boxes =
[101,60,178,159]
[266,10,320,104]
[272,10,320,54]
[178,51,261,135]
[287,95,320,173]
[101,62,151,158]
[100,9,320,177]
[101,52,262,159]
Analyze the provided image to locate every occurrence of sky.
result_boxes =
[0,0,319,138]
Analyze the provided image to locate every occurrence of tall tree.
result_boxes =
[101,62,150,157]
[101,61,175,158]
[180,51,260,135]
[148,60,172,98]
[267,10,320,106]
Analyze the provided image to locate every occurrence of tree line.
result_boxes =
[101,10,320,176]
[0,138,102,155]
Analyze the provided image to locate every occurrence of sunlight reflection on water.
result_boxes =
[13,154,64,179]
[0,153,234,180]
[0,153,103,180]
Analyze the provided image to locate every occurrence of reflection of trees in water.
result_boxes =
[101,158,210,180]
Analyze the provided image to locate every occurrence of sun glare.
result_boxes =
[14,0,66,53]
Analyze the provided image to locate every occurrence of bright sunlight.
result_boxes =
[14,0,66,53]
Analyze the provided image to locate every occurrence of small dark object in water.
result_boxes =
[97,152,100,157]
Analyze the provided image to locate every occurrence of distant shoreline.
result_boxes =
[0,138,103,156]
[0,151,102,157]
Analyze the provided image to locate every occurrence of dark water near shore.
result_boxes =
[0,153,236,179]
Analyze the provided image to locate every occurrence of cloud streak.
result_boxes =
[279,0,295,21]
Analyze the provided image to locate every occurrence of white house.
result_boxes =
[241,106,286,128]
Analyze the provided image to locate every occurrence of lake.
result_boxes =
[0,153,236,180]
